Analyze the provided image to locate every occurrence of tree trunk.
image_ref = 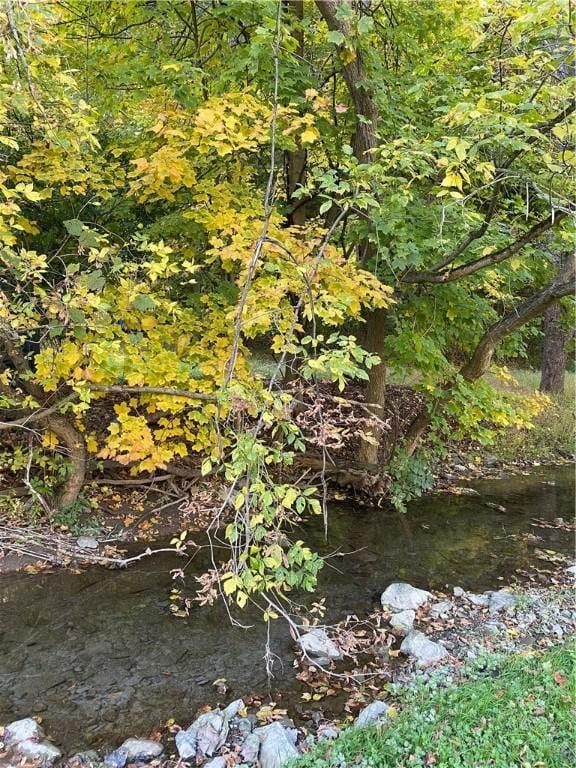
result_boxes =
[0,327,87,509]
[404,259,576,455]
[316,0,385,467]
[539,302,568,393]
[285,0,307,226]
[357,307,388,466]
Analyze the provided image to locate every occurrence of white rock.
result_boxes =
[400,631,449,667]
[389,609,415,634]
[255,723,298,768]
[119,738,163,762]
[204,758,227,768]
[566,564,576,576]
[297,628,341,662]
[355,700,390,727]
[4,717,45,747]
[175,729,196,760]
[15,739,62,766]
[453,586,465,597]
[381,583,432,612]
[488,589,517,614]
[466,593,490,607]
[76,536,99,549]
[223,698,245,719]
[240,732,261,763]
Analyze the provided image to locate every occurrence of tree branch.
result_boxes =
[87,384,217,401]
[402,211,568,284]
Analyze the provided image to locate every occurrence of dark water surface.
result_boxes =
[0,465,574,751]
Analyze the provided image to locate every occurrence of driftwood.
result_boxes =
[0,524,186,569]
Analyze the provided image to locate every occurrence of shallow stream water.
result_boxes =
[0,465,573,751]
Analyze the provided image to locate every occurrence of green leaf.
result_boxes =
[327,30,345,46]
[132,294,156,311]
[64,219,84,237]
[357,16,374,35]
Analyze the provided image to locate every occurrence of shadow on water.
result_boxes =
[0,465,573,751]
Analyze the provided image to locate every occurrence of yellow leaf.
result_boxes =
[300,127,319,145]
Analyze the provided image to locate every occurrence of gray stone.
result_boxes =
[255,723,299,768]
[118,738,163,762]
[566,564,576,576]
[223,698,245,720]
[355,701,390,728]
[104,749,128,768]
[77,536,99,549]
[235,718,253,738]
[204,759,227,768]
[400,631,449,667]
[15,739,62,766]
[297,628,341,662]
[175,729,196,760]
[381,583,432,612]
[488,589,517,614]
[466,593,490,607]
[389,609,415,634]
[317,725,339,740]
[453,586,465,597]
[240,732,261,763]
[430,601,452,619]
[175,707,233,760]
[4,717,45,747]
[551,623,564,637]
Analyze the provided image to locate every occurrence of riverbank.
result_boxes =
[1,368,573,574]
[295,642,575,768]
[2,564,574,768]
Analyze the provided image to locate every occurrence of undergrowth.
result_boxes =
[294,644,575,768]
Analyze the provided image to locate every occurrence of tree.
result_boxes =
[0,0,574,610]
[540,303,570,394]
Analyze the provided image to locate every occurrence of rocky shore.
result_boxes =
[2,564,574,768]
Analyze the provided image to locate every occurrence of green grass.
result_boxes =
[486,368,575,461]
[295,645,576,768]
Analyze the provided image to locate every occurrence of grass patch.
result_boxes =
[295,645,575,768]
[485,369,575,461]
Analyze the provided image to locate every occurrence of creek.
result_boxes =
[0,465,573,752]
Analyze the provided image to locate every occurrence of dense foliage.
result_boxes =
[0,0,574,608]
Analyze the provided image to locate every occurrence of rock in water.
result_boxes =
[4,718,45,747]
[118,738,163,762]
[381,583,432,612]
[389,609,415,634]
[355,701,390,727]
[297,628,342,663]
[255,723,298,768]
[400,631,448,667]
[488,589,517,614]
